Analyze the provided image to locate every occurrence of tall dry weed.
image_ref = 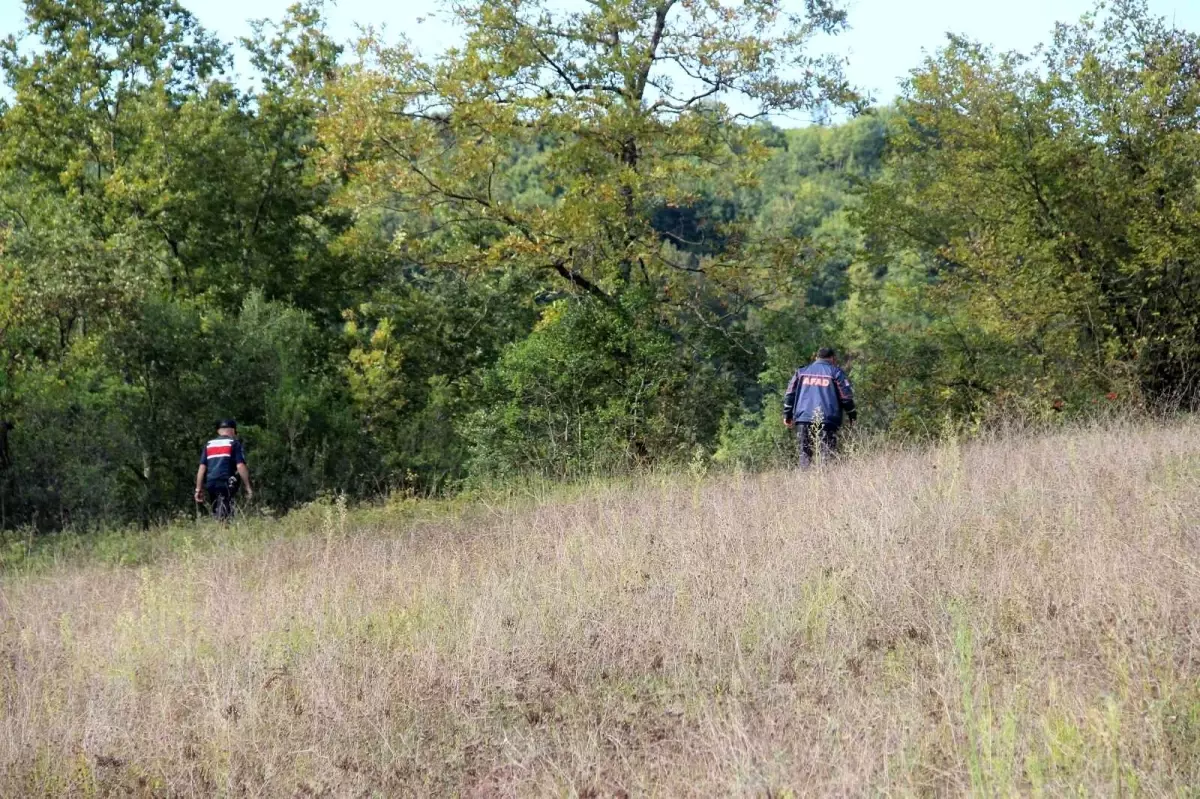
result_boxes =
[1,421,1198,795]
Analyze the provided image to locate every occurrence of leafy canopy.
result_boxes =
[859,0,1200,410]
[322,0,861,311]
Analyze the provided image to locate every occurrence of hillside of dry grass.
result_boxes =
[2,422,1199,796]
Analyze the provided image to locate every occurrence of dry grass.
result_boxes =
[2,421,1199,796]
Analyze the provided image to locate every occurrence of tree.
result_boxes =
[235,1,365,315]
[0,1,371,528]
[317,0,861,472]
[0,0,231,293]
[322,0,859,311]
[1,0,360,312]
[859,0,1200,413]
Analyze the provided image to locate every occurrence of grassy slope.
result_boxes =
[2,422,1199,796]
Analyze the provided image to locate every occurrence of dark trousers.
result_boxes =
[206,485,238,521]
[796,422,840,469]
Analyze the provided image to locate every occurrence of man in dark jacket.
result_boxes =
[194,418,253,521]
[783,347,857,468]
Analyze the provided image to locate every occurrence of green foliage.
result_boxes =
[713,304,835,468]
[2,0,1199,533]
[0,292,348,529]
[323,0,860,310]
[339,268,540,492]
[464,297,734,478]
[0,0,374,530]
[318,0,863,480]
[752,116,888,306]
[858,0,1200,416]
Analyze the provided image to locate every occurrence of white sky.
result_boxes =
[3,0,1200,118]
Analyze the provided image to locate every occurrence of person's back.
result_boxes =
[195,419,253,521]
[785,360,853,426]
[783,348,856,467]
[202,434,241,486]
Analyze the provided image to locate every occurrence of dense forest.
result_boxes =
[0,0,1197,530]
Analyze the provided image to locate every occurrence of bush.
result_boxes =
[463,299,735,480]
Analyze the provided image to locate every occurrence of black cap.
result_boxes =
[217,418,238,431]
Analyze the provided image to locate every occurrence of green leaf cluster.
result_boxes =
[856,0,1200,421]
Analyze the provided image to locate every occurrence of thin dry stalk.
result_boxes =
[1,421,1198,796]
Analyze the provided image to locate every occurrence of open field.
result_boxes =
[2,422,1199,796]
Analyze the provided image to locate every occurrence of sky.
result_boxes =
[3,0,1200,117]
